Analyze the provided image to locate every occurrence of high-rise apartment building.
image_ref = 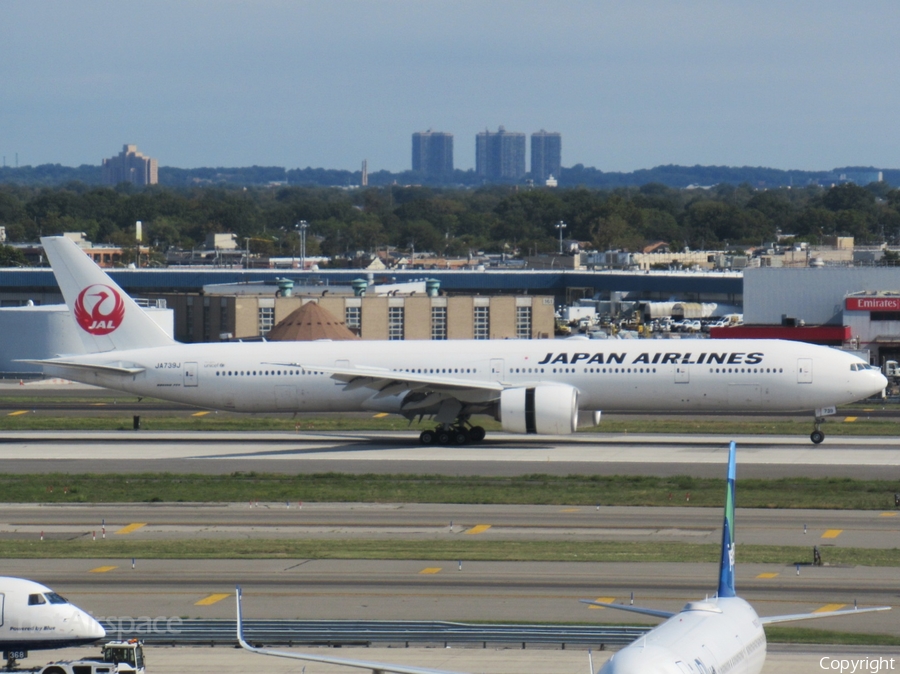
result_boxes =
[476,127,526,181]
[102,144,158,186]
[531,130,562,182]
[411,130,453,179]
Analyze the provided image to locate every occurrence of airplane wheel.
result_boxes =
[437,430,452,445]
[420,430,436,445]
[468,426,486,442]
[810,430,825,444]
[453,430,469,445]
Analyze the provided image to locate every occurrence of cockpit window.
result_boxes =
[28,594,46,605]
[45,592,68,604]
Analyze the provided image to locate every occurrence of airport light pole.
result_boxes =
[555,220,567,255]
[296,220,308,270]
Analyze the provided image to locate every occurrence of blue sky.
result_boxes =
[2,1,898,173]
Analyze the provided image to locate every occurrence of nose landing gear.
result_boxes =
[810,417,825,444]
[810,407,836,444]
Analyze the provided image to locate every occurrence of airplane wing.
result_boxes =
[264,362,505,394]
[579,599,675,619]
[236,588,468,674]
[759,605,891,625]
[18,358,146,376]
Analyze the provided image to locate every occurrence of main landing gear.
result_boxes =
[419,424,486,445]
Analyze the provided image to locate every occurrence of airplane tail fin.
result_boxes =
[717,441,737,598]
[41,236,175,353]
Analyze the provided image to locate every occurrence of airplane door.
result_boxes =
[675,365,690,383]
[797,358,813,384]
[490,359,505,381]
[0,592,4,627]
[184,362,198,387]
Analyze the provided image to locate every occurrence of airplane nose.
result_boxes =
[73,609,106,639]
[89,615,107,639]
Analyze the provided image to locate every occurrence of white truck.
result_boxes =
[37,640,145,674]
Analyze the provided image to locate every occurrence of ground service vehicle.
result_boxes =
[38,640,144,674]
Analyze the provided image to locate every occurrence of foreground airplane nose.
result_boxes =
[600,645,674,673]
[88,614,106,639]
[72,609,106,639]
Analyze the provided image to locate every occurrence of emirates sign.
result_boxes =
[846,297,900,311]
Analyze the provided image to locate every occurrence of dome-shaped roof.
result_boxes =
[266,301,359,341]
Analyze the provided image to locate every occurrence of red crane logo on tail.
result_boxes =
[74,284,126,335]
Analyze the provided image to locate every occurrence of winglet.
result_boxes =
[717,441,737,598]
[236,586,252,650]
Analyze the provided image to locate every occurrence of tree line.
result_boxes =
[1,163,898,190]
[1,181,899,267]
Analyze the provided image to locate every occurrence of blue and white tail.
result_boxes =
[41,236,175,353]
[717,441,737,598]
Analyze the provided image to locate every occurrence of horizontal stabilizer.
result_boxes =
[579,599,674,619]
[19,359,146,375]
[760,605,890,625]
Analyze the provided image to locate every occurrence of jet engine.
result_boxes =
[500,384,579,434]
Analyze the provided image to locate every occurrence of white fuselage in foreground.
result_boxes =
[601,597,766,674]
[42,338,885,417]
[0,577,105,656]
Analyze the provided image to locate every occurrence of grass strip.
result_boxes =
[9,472,900,510]
[1,539,898,565]
[763,626,900,646]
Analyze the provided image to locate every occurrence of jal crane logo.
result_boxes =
[74,284,126,335]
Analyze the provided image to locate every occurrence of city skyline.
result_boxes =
[3,2,899,173]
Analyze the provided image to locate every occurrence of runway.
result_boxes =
[2,430,900,478]
[3,502,900,549]
[9,557,899,636]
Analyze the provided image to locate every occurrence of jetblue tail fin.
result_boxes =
[41,236,174,353]
[717,441,737,598]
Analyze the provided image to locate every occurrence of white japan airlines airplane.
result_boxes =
[580,441,890,673]
[234,443,890,674]
[0,576,105,669]
[35,235,887,444]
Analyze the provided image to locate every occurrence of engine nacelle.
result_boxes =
[500,384,579,435]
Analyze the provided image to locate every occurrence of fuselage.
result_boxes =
[0,577,105,654]
[601,597,766,674]
[43,338,886,417]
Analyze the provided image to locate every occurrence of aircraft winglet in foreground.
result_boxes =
[36,235,887,444]
[236,443,890,674]
[581,441,890,674]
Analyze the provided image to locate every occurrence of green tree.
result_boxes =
[0,244,27,266]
